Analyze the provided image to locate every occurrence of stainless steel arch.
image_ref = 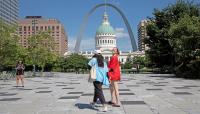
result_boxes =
[74,3,137,52]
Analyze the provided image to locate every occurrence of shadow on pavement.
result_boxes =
[75,103,98,111]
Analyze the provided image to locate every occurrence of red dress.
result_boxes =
[108,55,121,81]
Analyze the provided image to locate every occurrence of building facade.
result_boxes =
[0,0,19,25]
[138,20,149,51]
[18,16,68,56]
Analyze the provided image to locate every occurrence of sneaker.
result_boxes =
[90,102,95,109]
[102,106,108,112]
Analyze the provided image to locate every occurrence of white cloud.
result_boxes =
[68,36,95,52]
[115,27,129,39]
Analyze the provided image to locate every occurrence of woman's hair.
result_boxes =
[93,54,104,67]
[114,47,120,55]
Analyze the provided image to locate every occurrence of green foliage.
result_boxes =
[53,54,89,72]
[0,20,23,69]
[27,31,57,72]
[123,62,132,69]
[145,0,200,78]
[123,56,150,69]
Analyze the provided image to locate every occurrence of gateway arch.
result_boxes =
[74,3,137,52]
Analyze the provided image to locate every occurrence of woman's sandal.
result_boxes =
[107,101,115,105]
[112,103,120,107]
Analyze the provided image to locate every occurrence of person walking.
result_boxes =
[16,61,25,87]
[88,50,109,112]
[107,47,121,107]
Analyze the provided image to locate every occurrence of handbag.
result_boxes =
[88,65,96,82]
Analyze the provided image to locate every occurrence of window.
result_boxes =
[56,26,59,30]
[40,26,43,31]
[19,26,22,31]
[36,26,38,31]
[24,26,26,31]
[28,26,30,31]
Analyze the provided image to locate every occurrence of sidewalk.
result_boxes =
[0,73,200,114]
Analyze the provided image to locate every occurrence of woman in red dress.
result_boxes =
[107,47,121,107]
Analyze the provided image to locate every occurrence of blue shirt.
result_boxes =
[88,58,109,86]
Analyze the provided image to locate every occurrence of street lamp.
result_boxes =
[31,18,38,76]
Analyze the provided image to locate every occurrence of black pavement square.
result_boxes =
[71,83,80,84]
[158,82,169,84]
[19,88,33,90]
[59,96,80,99]
[56,85,68,86]
[68,92,83,94]
[174,87,190,89]
[0,93,17,96]
[82,93,93,96]
[0,84,11,85]
[119,93,135,95]
[154,85,166,86]
[121,101,146,105]
[184,85,199,87]
[36,87,50,89]
[0,98,21,101]
[62,87,74,89]
[36,91,52,93]
[172,92,192,95]
[0,92,8,94]
[55,82,65,84]
[119,89,130,91]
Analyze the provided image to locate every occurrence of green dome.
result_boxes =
[96,12,115,35]
[96,24,115,35]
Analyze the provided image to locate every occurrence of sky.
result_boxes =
[19,0,199,51]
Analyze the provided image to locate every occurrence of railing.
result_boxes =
[0,71,16,81]
[0,71,56,81]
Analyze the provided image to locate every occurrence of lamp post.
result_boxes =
[31,18,37,76]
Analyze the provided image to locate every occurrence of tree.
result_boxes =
[65,54,89,71]
[144,0,200,77]
[0,20,21,69]
[27,31,56,72]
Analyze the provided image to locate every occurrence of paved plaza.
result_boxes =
[0,73,200,114]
